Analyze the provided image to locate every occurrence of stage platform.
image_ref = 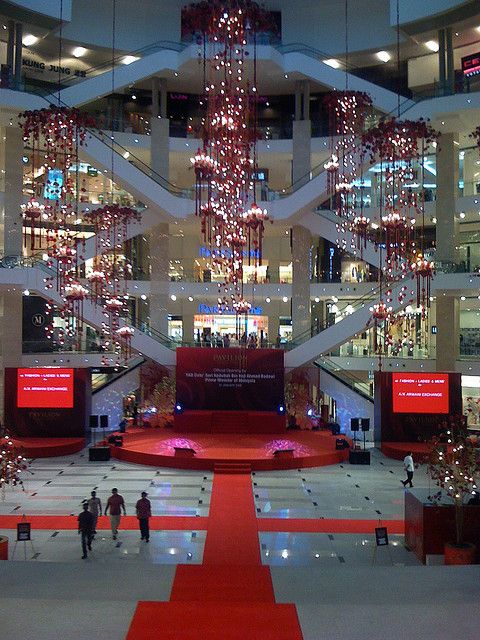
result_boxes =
[380,442,431,462]
[109,428,350,470]
[12,437,85,458]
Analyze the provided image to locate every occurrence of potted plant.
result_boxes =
[428,427,479,564]
[150,376,176,428]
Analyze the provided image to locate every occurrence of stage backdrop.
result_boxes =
[374,371,462,443]
[5,367,91,438]
[176,347,284,412]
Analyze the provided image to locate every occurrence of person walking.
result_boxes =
[135,491,152,542]
[104,488,126,540]
[402,452,414,488]
[78,503,94,559]
[87,490,102,536]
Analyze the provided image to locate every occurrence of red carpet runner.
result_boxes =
[126,471,304,639]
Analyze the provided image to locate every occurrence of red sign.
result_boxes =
[17,368,74,408]
[176,347,284,411]
[392,373,449,414]
[462,53,480,77]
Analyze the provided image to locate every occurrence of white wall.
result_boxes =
[63,0,180,51]
[7,0,72,20]
[319,367,375,441]
[92,366,140,432]
[393,0,472,26]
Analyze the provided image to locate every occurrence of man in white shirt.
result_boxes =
[401,452,414,488]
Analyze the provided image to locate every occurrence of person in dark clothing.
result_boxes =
[78,503,94,559]
[135,491,152,542]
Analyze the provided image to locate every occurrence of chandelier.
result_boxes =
[186,0,275,312]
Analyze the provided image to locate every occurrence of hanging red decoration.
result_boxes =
[410,254,434,312]
[0,433,29,494]
[187,0,275,313]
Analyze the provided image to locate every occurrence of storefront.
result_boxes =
[193,312,269,343]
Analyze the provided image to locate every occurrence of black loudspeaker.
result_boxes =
[335,438,349,450]
[350,418,360,432]
[89,415,99,429]
[89,446,111,461]
[330,423,340,435]
[361,418,370,432]
[349,450,370,465]
[100,415,109,430]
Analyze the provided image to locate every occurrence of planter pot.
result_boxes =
[444,542,477,565]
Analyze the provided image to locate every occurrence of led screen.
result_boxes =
[392,373,449,414]
[17,368,74,408]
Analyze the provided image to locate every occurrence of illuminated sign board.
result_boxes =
[462,52,480,77]
[197,303,263,315]
[199,246,260,259]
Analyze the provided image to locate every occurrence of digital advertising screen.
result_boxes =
[17,368,74,409]
[392,373,449,414]
[176,347,284,411]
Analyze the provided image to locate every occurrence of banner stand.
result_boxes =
[11,514,35,561]
[372,519,393,565]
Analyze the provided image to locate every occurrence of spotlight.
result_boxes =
[277,404,285,414]
[307,408,314,417]
[174,403,184,414]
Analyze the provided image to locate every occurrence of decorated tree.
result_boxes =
[151,377,176,427]
[0,433,29,499]
[428,428,478,545]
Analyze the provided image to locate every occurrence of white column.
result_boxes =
[435,132,459,264]
[149,223,169,336]
[3,126,24,256]
[436,297,459,372]
[292,225,312,340]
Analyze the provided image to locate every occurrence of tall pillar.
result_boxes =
[149,223,169,336]
[182,313,194,345]
[445,27,454,95]
[292,80,311,188]
[438,29,446,95]
[150,78,169,180]
[3,126,24,256]
[435,132,459,265]
[462,148,478,196]
[0,292,23,420]
[14,22,22,89]
[435,297,459,371]
[292,225,311,340]
[6,20,14,85]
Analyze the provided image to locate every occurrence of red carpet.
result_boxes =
[202,472,260,565]
[125,601,303,640]
[12,437,85,458]
[110,429,349,470]
[126,471,304,640]
[0,515,208,531]
[258,517,405,534]
[381,441,431,462]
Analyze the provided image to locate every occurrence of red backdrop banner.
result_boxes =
[392,373,449,414]
[176,348,284,412]
[17,368,74,408]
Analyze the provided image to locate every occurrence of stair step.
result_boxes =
[214,462,252,474]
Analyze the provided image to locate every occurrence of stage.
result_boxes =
[12,437,85,458]
[380,442,431,462]
[108,428,350,470]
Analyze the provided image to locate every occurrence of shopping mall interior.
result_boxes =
[1,1,480,638]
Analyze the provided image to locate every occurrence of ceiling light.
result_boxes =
[265,297,271,303]
[123,151,130,159]
[121,55,140,65]
[22,34,38,46]
[170,294,177,301]
[72,46,87,58]
[323,58,341,69]
[282,296,288,303]
[188,296,194,302]
[461,296,466,301]
[376,51,390,63]
[425,41,439,52]
[459,211,466,219]
[314,297,320,303]
[131,94,137,100]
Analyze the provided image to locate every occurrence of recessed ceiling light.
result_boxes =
[425,41,439,52]
[282,296,288,303]
[121,55,140,65]
[376,51,390,63]
[170,294,177,301]
[72,46,87,58]
[265,297,271,303]
[188,296,194,302]
[459,211,466,218]
[323,58,341,69]
[22,34,38,46]
[131,94,137,100]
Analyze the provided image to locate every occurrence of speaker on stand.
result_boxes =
[89,415,99,446]
[100,415,109,444]
[350,418,360,450]
[361,418,370,451]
